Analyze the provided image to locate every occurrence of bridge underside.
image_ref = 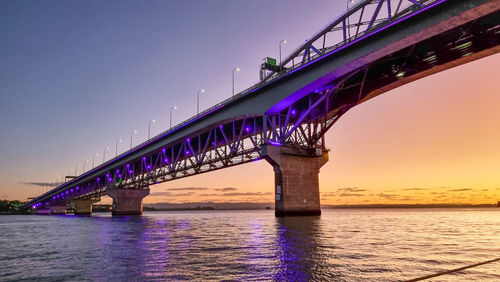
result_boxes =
[27,1,499,216]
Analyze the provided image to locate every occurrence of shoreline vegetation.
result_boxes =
[1,199,498,215]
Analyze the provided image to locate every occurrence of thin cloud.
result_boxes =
[214,187,238,192]
[377,193,398,200]
[403,188,429,191]
[199,192,272,197]
[150,192,195,197]
[448,188,473,192]
[21,182,63,187]
[221,192,272,197]
[337,187,366,193]
[167,187,209,191]
[339,193,365,197]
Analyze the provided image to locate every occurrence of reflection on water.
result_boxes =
[0,209,499,281]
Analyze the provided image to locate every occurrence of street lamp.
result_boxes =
[115,139,122,157]
[279,40,287,64]
[83,159,89,172]
[170,106,177,129]
[92,153,98,169]
[148,119,156,139]
[103,146,110,163]
[197,89,205,115]
[130,130,138,149]
[232,67,240,97]
[347,0,355,39]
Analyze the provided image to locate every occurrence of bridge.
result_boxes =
[24,0,500,216]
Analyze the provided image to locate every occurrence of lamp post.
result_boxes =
[197,89,205,115]
[279,40,287,64]
[347,0,355,39]
[130,130,138,149]
[170,106,177,129]
[115,139,122,157]
[232,67,240,97]
[103,146,110,163]
[148,119,156,139]
[92,153,98,169]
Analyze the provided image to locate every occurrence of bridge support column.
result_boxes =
[106,188,150,216]
[73,199,99,216]
[262,144,328,217]
[50,205,67,215]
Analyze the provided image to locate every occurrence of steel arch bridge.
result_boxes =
[25,0,500,215]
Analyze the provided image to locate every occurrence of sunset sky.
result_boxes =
[1,0,499,205]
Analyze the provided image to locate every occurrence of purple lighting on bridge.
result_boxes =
[291,109,297,116]
[142,157,146,161]
[76,186,79,190]
[164,158,169,163]
[269,140,281,146]
[245,126,251,133]
[52,196,56,200]
[129,170,134,174]
[126,164,130,168]
[185,151,190,156]
[70,188,74,192]
[97,177,100,181]
[162,148,166,152]
[147,165,151,170]
[186,138,191,143]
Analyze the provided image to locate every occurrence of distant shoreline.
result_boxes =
[1,203,497,215]
[322,204,498,209]
[142,203,498,211]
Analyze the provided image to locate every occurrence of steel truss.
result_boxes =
[259,0,446,83]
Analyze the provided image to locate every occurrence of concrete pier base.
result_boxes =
[73,199,99,216]
[262,144,328,217]
[50,205,67,215]
[106,188,150,216]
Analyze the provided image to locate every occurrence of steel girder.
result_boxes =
[258,0,447,83]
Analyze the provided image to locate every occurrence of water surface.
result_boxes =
[1,208,499,281]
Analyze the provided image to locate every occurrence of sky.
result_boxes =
[0,0,499,205]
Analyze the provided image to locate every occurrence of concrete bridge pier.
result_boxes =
[73,199,99,216]
[106,188,150,216]
[50,205,67,215]
[262,144,328,217]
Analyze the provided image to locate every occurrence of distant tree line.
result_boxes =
[0,199,23,213]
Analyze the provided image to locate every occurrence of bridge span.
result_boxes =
[25,0,500,216]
